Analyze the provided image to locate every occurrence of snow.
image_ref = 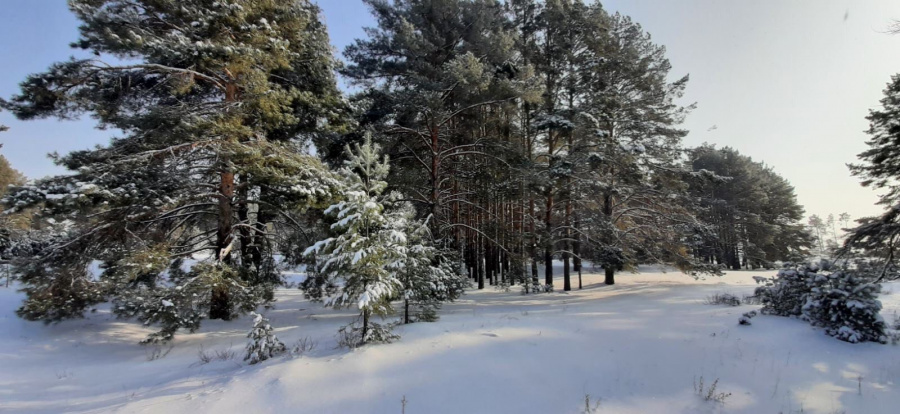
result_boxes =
[1,263,899,413]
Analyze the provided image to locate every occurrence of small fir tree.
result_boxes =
[304,134,406,346]
[754,261,886,343]
[397,218,468,323]
[802,269,886,343]
[244,312,286,364]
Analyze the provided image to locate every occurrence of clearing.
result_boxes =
[1,264,898,414]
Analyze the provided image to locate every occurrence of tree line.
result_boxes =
[0,0,811,344]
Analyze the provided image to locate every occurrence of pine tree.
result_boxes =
[687,145,811,268]
[572,11,703,284]
[0,141,29,271]
[341,0,536,291]
[808,215,827,253]
[531,0,590,289]
[844,75,900,281]
[397,219,468,323]
[304,134,407,345]
[0,0,346,341]
[0,154,25,197]
[244,312,286,364]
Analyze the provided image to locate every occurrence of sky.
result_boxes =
[1,1,899,224]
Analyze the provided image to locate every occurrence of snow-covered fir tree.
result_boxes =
[844,74,900,281]
[754,261,887,343]
[244,312,286,364]
[396,216,469,324]
[0,0,347,342]
[304,134,408,346]
[755,264,813,318]
[802,264,886,343]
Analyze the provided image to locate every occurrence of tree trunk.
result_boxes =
[477,213,485,289]
[573,210,582,273]
[563,182,572,291]
[544,187,554,286]
[404,299,410,324]
[211,170,235,320]
[209,284,231,320]
[530,199,539,287]
[604,267,615,285]
[578,268,582,290]
[237,185,252,270]
[216,172,235,263]
[362,309,370,344]
[211,81,238,320]
[430,126,441,237]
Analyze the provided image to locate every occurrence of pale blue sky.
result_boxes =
[2,1,899,223]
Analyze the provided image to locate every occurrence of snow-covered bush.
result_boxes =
[288,337,318,358]
[197,345,235,365]
[802,270,886,343]
[888,313,900,345]
[754,263,816,317]
[244,312,286,364]
[336,320,399,349]
[522,283,555,294]
[704,292,741,306]
[114,260,269,344]
[494,279,512,292]
[754,261,887,343]
[738,310,757,325]
[397,221,469,324]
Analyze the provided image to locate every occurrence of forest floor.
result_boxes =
[1,263,899,414]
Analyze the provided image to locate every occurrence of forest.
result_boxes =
[0,1,899,412]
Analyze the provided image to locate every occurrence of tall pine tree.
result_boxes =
[844,74,900,281]
[1,0,346,341]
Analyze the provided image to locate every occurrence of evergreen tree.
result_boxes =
[304,135,407,345]
[397,218,468,323]
[687,145,811,268]
[754,261,887,344]
[0,153,25,196]
[244,312,286,364]
[807,214,827,253]
[844,75,900,281]
[340,0,540,293]
[0,0,346,341]
[531,0,590,289]
[341,0,529,243]
[573,11,702,284]
[0,143,29,267]
[839,212,851,231]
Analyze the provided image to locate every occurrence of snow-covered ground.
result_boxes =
[1,264,898,414]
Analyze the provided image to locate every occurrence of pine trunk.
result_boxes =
[211,81,238,321]
[404,299,410,324]
[362,309,370,344]
[605,267,615,285]
[544,189,554,286]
